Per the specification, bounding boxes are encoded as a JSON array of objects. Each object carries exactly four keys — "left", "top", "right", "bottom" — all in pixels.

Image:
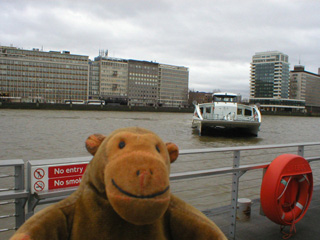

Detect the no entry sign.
[{"left": 30, "top": 163, "right": 88, "bottom": 193}]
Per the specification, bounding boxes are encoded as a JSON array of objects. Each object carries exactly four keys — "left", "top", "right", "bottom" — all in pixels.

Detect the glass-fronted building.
[
  {"left": 250, "top": 51, "right": 290, "bottom": 99},
  {"left": 249, "top": 51, "right": 300, "bottom": 112}
]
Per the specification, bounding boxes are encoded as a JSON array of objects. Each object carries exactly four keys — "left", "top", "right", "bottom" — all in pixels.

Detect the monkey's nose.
[{"left": 136, "top": 169, "right": 153, "bottom": 189}]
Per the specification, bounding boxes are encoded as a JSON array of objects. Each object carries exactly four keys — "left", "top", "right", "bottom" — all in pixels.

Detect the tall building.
[
  {"left": 290, "top": 65, "right": 320, "bottom": 112},
  {"left": 127, "top": 60, "right": 159, "bottom": 106},
  {"left": 250, "top": 51, "right": 290, "bottom": 99},
  {"left": 159, "top": 64, "right": 189, "bottom": 107},
  {"left": 249, "top": 51, "right": 305, "bottom": 112},
  {"left": 92, "top": 56, "right": 128, "bottom": 104},
  {"left": 0, "top": 46, "right": 89, "bottom": 103}
]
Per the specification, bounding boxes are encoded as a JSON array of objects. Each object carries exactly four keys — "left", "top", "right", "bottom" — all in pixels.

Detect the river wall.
[
  {"left": 1, "top": 102, "right": 320, "bottom": 116},
  {"left": 0, "top": 102, "right": 194, "bottom": 113}
]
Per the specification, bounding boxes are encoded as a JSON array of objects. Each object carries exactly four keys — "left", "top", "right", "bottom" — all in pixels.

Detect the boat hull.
[{"left": 192, "top": 118, "right": 261, "bottom": 136}]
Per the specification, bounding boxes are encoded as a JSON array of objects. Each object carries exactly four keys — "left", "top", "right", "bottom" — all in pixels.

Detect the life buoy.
[
  {"left": 278, "top": 175, "right": 310, "bottom": 223},
  {"left": 260, "top": 154, "right": 313, "bottom": 226}
]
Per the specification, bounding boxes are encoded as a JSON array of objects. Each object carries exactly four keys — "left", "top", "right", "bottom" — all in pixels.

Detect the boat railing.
[
  {"left": 236, "top": 115, "right": 257, "bottom": 122},
  {"left": 1, "top": 142, "right": 320, "bottom": 239}
]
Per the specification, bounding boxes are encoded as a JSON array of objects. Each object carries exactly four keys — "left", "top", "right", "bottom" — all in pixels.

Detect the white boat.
[{"left": 192, "top": 92, "right": 262, "bottom": 136}]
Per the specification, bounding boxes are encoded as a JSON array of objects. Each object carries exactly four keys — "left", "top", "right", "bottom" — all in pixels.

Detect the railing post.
[
  {"left": 14, "top": 163, "right": 25, "bottom": 228},
  {"left": 298, "top": 145, "right": 304, "bottom": 157},
  {"left": 26, "top": 161, "right": 35, "bottom": 219},
  {"left": 229, "top": 150, "right": 240, "bottom": 239}
]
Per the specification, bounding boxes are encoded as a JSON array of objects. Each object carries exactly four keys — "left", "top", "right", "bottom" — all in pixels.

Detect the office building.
[
  {"left": 290, "top": 65, "right": 320, "bottom": 112},
  {"left": 127, "top": 60, "right": 159, "bottom": 106},
  {"left": 250, "top": 51, "right": 290, "bottom": 99},
  {"left": 0, "top": 46, "right": 89, "bottom": 103},
  {"left": 0, "top": 45, "right": 189, "bottom": 107},
  {"left": 249, "top": 51, "right": 305, "bottom": 112},
  {"left": 92, "top": 56, "right": 128, "bottom": 104},
  {"left": 159, "top": 64, "right": 189, "bottom": 107}
]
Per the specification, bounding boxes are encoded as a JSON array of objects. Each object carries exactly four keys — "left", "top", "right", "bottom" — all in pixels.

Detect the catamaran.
[{"left": 192, "top": 92, "right": 262, "bottom": 136}]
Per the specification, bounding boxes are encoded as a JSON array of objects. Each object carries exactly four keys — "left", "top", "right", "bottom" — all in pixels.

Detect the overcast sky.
[{"left": 1, "top": 0, "right": 320, "bottom": 98}]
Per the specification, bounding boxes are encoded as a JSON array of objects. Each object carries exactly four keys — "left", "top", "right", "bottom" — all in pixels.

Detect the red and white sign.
[
  {"left": 31, "top": 163, "right": 88, "bottom": 193},
  {"left": 49, "top": 164, "right": 87, "bottom": 178},
  {"left": 34, "top": 168, "right": 45, "bottom": 179},
  {"left": 49, "top": 176, "right": 83, "bottom": 189}
]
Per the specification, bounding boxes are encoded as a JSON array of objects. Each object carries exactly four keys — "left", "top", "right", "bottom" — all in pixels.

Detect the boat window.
[
  {"left": 206, "top": 107, "right": 211, "bottom": 113},
  {"left": 214, "top": 96, "right": 237, "bottom": 102},
  {"left": 245, "top": 109, "right": 252, "bottom": 116},
  {"left": 200, "top": 107, "right": 204, "bottom": 114},
  {"left": 237, "top": 108, "right": 242, "bottom": 115}
]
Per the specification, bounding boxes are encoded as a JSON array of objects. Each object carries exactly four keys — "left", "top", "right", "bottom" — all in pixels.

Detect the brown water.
[{"left": 1, "top": 109, "right": 319, "bottom": 161}]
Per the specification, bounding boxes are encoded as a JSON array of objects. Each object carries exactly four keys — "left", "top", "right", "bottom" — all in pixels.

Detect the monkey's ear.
[
  {"left": 166, "top": 142, "right": 179, "bottom": 163},
  {"left": 85, "top": 134, "right": 106, "bottom": 155}
]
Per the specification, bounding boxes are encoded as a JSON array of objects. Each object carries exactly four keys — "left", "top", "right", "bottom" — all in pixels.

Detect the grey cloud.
[{"left": 1, "top": 0, "right": 320, "bottom": 98}]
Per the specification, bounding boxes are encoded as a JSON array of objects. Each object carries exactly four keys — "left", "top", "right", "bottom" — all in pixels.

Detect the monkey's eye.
[
  {"left": 156, "top": 145, "right": 160, "bottom": 153},
  {"left": 119, "top": 141, "right": 125, "bottom": 149}
]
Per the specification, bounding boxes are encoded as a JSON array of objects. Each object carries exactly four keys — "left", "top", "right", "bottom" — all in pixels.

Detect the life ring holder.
[{"left": 260, "top": 154, "right": 313, "bottom": 226}]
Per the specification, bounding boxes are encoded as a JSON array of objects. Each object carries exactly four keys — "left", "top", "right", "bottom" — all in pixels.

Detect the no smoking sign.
[{"left": 34, "top": 181, "right": 45, "bottom": 192}]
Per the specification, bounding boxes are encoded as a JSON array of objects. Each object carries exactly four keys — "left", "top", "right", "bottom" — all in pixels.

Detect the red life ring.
[{"left": 260, "top": 154, "right": 313, "bottom": 226}]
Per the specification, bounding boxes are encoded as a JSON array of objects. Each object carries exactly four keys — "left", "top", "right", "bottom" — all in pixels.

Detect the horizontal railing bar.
[
  {"left": 0, "top": 190, "right": 29, "bottom": 201},
  {"left": 170, "top": 162, "right": 270, "bottom": 181},
  {"left": 306, "top": 156, "right": 320, "bottom": 162},
  {"left": 35, "top": 196, "right": 72, "bottom": 205},
  {"left": 0, "top": 228, "right": 15, "bottom": 233},
  {"left": 0, "top": 159, "right": 24, "bottom": 167},
  {"left": 0, "top": 174, "right": 13, "bottom": 178},
  {"left": 0, "top": 214, "right": 16, "bottom": 219},
  {"left": 0, "top": 188, "right": 14, "bottom": 192},
  {"left": 179, "top": 142, "right": 320, "bottom": 155},
  {"left": 0, "top": 201, "right": 15, "bottom": 205},
  {"left": 35, "top": 187, "right": 78, "bottom": 200}
]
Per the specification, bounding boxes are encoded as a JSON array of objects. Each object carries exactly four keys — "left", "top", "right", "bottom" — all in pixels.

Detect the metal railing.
[
  {"left": 1, "top": 142, "right": 320, "bottom": 240},
  {"left": 0, "top": 159, "right": 28, "bottom": 235}
]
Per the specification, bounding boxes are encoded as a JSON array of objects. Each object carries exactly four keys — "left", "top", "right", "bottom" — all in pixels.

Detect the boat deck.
[{"left": 206, "top": 186, "right": 320, "bottom": 240}]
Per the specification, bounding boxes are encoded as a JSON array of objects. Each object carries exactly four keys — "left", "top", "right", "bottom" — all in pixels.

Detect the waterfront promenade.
[{"left": 208, "top": 186, "right": 320, "bottom": 240}]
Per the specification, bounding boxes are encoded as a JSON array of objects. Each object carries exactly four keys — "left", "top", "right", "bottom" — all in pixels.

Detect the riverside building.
[
  {"left": 0, "top": 46, "right": 89, "bottom": 103},
  {"left": 159, "top": 64, "right": 189, "bottom": 107},
  {"left": 91, "top": 55, "right": 128, "bottom": 104},
  {"left": 127, "top": 60, "right": 159, "bottom": 107},
  {"left": 250, "top": 51, "right": 290, "bottom": 99},
  {"left": 0, "top": 45, "right": 189, "bottom": 107},
  {"left": 249, "top": 51, "right": 305, "bottom": 112},
  {"left": 290, "top": 65, "right": 320, "bottom": 113}
]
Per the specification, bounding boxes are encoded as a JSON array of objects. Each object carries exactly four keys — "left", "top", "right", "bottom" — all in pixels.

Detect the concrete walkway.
[{"left": 206, "top": 186, "right": 320, "bottom": 240}]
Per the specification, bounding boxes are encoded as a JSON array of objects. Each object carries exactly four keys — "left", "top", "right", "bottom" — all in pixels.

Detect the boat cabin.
[
  {"left": 196, "top": 93, "right": 259, "bottom": 121},
  {"left": 213, "top": 93, "right": 238, "bottom": 103}
]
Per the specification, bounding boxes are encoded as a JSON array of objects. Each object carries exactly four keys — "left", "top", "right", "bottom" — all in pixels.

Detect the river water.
[
  {"left": 1, "top": 109, "right": 320, "bottom": 161},
  {"left": 1, "top": 109, "right": 320, "bottom": 237}
]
